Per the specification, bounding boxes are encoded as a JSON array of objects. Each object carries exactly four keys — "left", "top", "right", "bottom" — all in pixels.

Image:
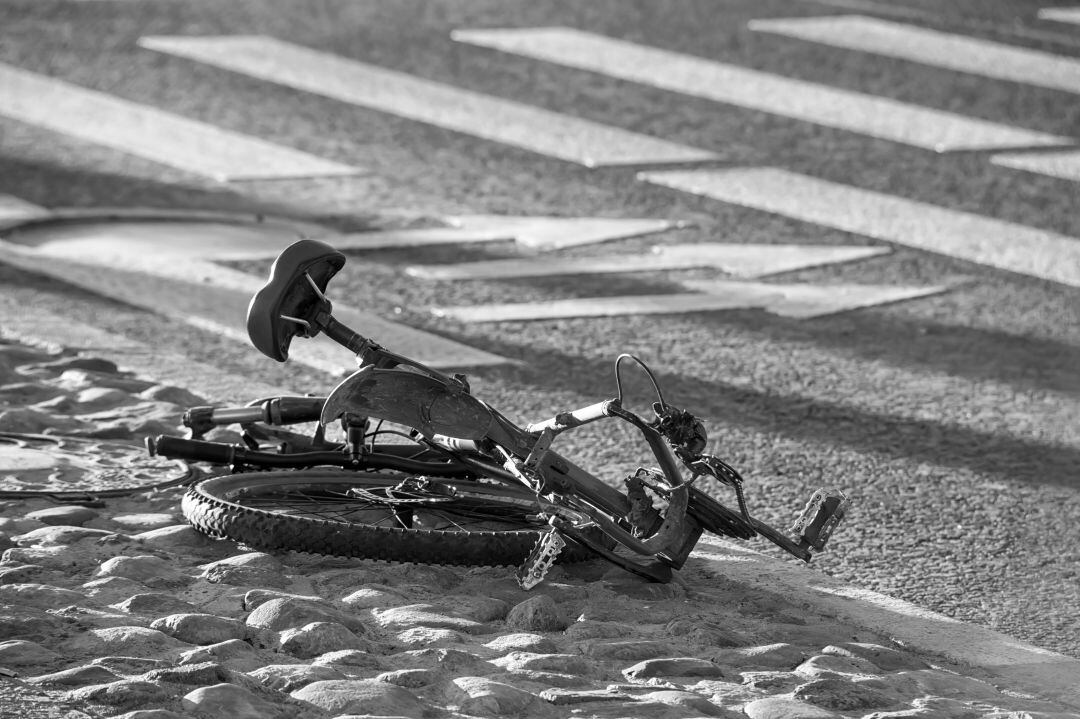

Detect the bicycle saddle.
[
  {"left": 247, "top": 239, "right": 346, "bottom": 362},
  {"left": 321, "top": 366, "right": 495, "bottom": 440}
]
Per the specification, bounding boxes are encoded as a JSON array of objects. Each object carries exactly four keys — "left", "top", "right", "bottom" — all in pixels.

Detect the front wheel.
[{"left": 182, "top": 470, "right": 596, "bottom": 567}]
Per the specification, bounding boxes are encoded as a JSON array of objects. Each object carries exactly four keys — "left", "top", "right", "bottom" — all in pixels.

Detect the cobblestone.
[
  {"left": 278, "top": 621, "right": 372, "bottom": 658},
  {"left": 2, "top": 339, "right": 1079, "bottom": 718},
  {"left": 150, "top": 613, "right": 248, "bottom": 645},
  {"left": 291, "top": 678, "right": 428, "bottom": 716},
  {"left": 505, "top": 593, "right": 565, "bottom": 631},
  {"left": 0, "top": 639, "right": 61, "bottom": 666},
  {"left": 624, "top": 656, "right": 727, "bottom": 680},
  {"left": 25, "top": 506, "right": 99, "bottom": 526},
  {"left": 25, "top": 664, "right": 121, "bottom": 687},
  {"left": 248, "top": 663, "right": 346, "bottom": 692}
]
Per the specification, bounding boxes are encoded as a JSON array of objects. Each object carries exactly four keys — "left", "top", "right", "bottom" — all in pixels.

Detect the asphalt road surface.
[{"left": 1, "top": 0, "right": 1078, "bottom": 658}]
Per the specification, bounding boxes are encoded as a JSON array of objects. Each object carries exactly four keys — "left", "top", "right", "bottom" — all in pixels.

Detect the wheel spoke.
[{"left": 232, "top": 482, "right": 538, "bottom": 532}]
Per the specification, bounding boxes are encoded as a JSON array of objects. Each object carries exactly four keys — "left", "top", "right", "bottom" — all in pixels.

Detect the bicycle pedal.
[
  {"left": 517, "top": 528, "right": 567, "bottom": 590},
  {"left": 791, "top": 488, "right": 849, "bottom": 555}
]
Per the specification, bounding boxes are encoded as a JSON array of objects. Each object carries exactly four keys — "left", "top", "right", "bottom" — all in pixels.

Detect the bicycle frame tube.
[
  {"left": 513, "top": 399, "right": 692, "bottom": 528},
  {"left": 330, "top": 322, "right": 695, "bottom": 552}
]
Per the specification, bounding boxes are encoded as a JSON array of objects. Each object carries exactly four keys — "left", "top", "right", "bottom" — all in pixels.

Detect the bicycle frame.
[
  {"left": 316, "top": 337, "right": 704, "bottom": 583},
  {"left": 175, "top": 238, "right": 848, "bottom": 587}
]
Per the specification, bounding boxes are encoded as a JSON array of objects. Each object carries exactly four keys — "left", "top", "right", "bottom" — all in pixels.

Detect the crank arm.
[
  {"left": 551, "top": 481, "right": 701, "bottom": 571},
  {"left": 557, "top": 522, "right": 673, "bottom": 583}
]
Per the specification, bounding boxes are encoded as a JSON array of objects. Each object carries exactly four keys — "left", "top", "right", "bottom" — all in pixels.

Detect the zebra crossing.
[
  {"left": 405, "top": 244, "right": 891, "bottom": 281},
  {"left": 991, "top": 148, "right": 1080, "bottom": 182},
  {"left": 451, "top": 26, "right": 1070, "bottom": 152},
  {"left": 0, "top": 64, "right": 359, "bottom": 182},
  {"left": 747, "top": 15, "right": 1080, "bottom": 94},
  {"left": 137, "top": 35, "right": 717, "bottom": 168},
  {"left": 433, "top": 281, "right": 945, "bottom": 323},
  {"left": 1, "top": 10, "right": 1078, "bottom": 356},
  {"left": 0, "top": 193, "right": 50, "bottom": 224},
  {"left": 332, "top": 216, "right": 683, "bottom": 251},
  {"left": 1039, "top": 7, "right": 1080, "bottom": 25},
  {"left": 640, "top": 168, "right": 1080, "bottom": 288},
  {"left": 0, "top": 207, "right": 513, "bottom": 371}
]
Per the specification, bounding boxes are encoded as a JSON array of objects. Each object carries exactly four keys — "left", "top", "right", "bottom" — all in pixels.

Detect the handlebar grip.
[
  {"left": 147, "top": 435, "right": 236, "bottom": 464},
  {"left": 526, "top": 400, "right": 615, "bottom": 433},
  {"left": 185, "top": 397, "right": 329, "bottom": 431},
  {"left": 207, "top": 407, "right": 266, "bottom": 425},
  {"left": 271, "top": 397, "right": 327, "bottom": 424}
]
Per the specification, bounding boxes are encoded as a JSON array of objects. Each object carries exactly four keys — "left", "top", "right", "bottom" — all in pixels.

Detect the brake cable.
[
  {"left": 614, "top": 353, "right": 668, "bottom": 410},
  {"left": 612, "top": 355, "right": 758, "bottom": 534}
]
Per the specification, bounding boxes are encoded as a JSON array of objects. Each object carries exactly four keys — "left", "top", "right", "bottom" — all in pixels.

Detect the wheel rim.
[{"left": 227, "top": 477, "right": 543, "bottom": 533}]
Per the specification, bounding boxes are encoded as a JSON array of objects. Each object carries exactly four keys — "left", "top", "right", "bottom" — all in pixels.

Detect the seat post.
[{"left": 321, "top": 315, "right": 371, "bottom": 357}]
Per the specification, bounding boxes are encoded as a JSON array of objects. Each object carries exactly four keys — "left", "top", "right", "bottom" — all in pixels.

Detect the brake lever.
[
  {"left": 652, "top": 402, "right": 708, "bottom": 457},
  {"left": 684, "top": 454, "right": 739, "bottom": 487}
]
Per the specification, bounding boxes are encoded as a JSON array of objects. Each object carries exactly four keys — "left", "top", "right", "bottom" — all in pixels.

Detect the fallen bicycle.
[{"left": 148, "top": 239, "right": 848, "bottom": 589}]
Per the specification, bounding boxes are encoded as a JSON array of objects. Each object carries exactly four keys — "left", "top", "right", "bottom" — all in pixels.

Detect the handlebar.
[
  {"left": 147, "top": 434, "right": 473, "bottom": 476},
  {"left": 184, "top": 396, "right": 326, "bottom": 436},
  {"left": 525, "top": 400, "right": 617, "bottom": 434}
]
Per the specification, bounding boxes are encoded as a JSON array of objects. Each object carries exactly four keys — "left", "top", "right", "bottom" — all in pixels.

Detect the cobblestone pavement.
[{"left": 2, "top": 338, "right": 1079, "bottom": 719}]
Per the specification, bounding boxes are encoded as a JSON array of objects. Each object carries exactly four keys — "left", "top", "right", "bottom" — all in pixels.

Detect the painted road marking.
[
  {"left": 800, "top": 2, "right": 1080, "bottom": 49},
  {"left": 406, "top": 244, "right": 889, "bottom": 280},
  {"left": 641, "top": 167, "right": 1080, "bottom": 288},
  {"left": 451, "top": 27, "right": 1071, "bottom": 152},
  {"left": 1039, "top": 7, "right": 1080, "bottom": 25},
  {"left": 799, "top": 0, "right": 928, "bottom": 19},
  {"left": 750, "top": 15, "right": 1080, "bottom": 95},
  {"left": 139, "top": 35, "right": 718, "bottom": 167},
  {"left": 0, "top": 64, "right": 358, "bottom": 182},
  {"left": 0, "top": 224, "right": 512, "bottom": 369},
  {"left": 0, "top": 194, "right": 49, "bottom": 224},
  {"left": 992, "top": 149, "right": 1080, "bottom": 182},
  {"left": 433, "top": 281, "right": 944, "bottom": 322},
  {"left": 0, "top": 296, "right": 287, "bottom": 402},
  {"left": 321, "top": 216, "right": 682, "bottom": 253}
]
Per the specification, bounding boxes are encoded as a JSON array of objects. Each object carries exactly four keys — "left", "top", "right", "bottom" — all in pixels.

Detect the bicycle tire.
[{"left": 182, "top": 469, "right": 596, "bottom": 567}]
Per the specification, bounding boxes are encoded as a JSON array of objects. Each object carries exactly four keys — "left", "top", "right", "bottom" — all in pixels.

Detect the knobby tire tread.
[{"left": 182, "top": 470, "right": 588, "bottom": 567}]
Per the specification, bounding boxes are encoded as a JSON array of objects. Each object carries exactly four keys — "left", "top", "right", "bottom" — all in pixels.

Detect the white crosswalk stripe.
[
  {"left": 433, "top": 281, "right": 945, "bottom": 322},
  {"left": 4, "top": 23, "right": 1053, "bottom": 331},
  {"left": 138, "top": 35, "right": 718, "bottom": 167},
  {"left": 749, "top": 15, "right": 1080, "bottom": 95},
  {"left": 992, "top": 149, "right": 1080, "bottom": 182},
  {"left": 0, "top": 63, "right": 359, "bottom": 182},
  {"left": 330, "top": 216, "right": 682, "bottom": 252},
  {"left": 640, "top": 167, "right": 1080, "bottom": 288},
  {"left": 0, "top": 297, "right": 287, "bottom": 402},
  {"left": 1038, "top": 7, "right": 1080, "bottom": 25},
  {"left": 0, "top": 215, "right": 513, "bottom": 369},
  {"left": 452, "top": 26, "right": 1071, "bottom": 152},
  {"left": 0, "top": 193, "right": 50, "bottom": 224},
  {"left": 406, "top": 244, "right": 889, "bottom": 281},
  {"left": 799, "top": 0, "right": 928, "bottom": 19}
]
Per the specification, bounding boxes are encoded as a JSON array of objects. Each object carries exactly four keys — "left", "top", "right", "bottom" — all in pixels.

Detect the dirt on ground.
[{"left": 2, "top": 336, "right": 1078, "bottom": 718}]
